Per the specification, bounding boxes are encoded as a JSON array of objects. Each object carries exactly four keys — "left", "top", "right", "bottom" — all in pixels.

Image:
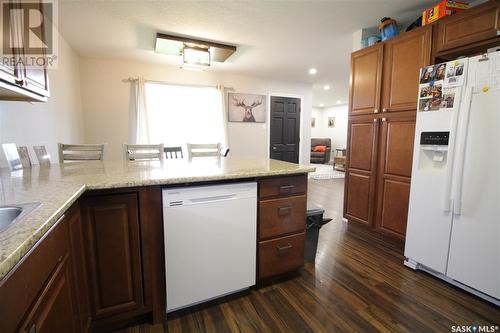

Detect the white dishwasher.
[{"left": 162, "top": 182, "right": 257, "bottom": 312}]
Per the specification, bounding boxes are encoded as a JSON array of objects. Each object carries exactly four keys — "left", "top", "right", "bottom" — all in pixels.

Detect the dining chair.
[
  {"left": 58, "top": 143, "right": 105, "bottom": 163},
  {"left": 164, "top": 146, "right": 183, "bottom": 159},
  {"left": 186, "top": 143, "right": 222, "bottom": 158},
  {"left": 17, "top": 146, "right": 32, "bottom": 168},
  {"left": 2, "top": 143, "right": 22, "bottom": 171},
  {"left": 33, "top": 145, "right": 51, "bottom": 166},
  {"left": 124, "top": 144, "right": 164, "bottom": 161}
]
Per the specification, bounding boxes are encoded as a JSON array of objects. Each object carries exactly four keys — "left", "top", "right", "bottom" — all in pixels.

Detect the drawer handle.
[
  {"left": 276, "top": 243, "right": 292, "bottom": 253},
  {"left": 278, "top": 205, "right": 293, "bottom": 216},
  {"left": 279, "top": 185, "right": 294, "bottom": 193}
]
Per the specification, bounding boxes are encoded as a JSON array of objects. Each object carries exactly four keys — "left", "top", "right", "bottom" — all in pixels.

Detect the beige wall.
[
  {"left": 0, "top": 35, "right": 84, "bottom": 167},
  {"left": 78, "top": 57, "right": 313, "bottom": 163},
  {"left": 311, "top": 105, "right": 348, "bottom": 150}
]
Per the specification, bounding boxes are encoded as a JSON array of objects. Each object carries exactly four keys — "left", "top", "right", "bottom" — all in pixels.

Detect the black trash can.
[{"left": 305, "top": 204, "right": 332, "bottom": 262}]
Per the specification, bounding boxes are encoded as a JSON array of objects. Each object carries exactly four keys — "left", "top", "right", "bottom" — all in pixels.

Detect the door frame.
[{"left": 267, "top": 93, "right": 304, "bottom": 164}]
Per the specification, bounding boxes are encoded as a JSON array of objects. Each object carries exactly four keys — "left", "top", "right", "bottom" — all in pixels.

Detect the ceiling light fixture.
[
  {"left": 337, "top": 100, "right": 342, "bottom": 104},
  {"left": 182, "top": 47, "right": 211, "bottom": 71},
  {"left": 319, "top": 103, "right": 324, "bottom": 107},
  {"left": 323, "top": 85, "right": 330, "bottom": 90},
  {"left": 155, "top": 33, "right": 236, "bottom": 71},
  {"left": 309, "top": 68, "right": 317, "bottom": 75}
]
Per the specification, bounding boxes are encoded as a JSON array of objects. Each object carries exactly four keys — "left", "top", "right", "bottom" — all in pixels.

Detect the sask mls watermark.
[
  {"left": 1, "top": 0, "right": 58, "bottom": 69},
  {"left": 451, "top": 325, "right": 499, "bottom": 333}
]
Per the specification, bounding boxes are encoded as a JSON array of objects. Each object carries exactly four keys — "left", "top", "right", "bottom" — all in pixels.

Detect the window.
[{"left": 143, "top": 83, "right": 225, "bottom": 149}]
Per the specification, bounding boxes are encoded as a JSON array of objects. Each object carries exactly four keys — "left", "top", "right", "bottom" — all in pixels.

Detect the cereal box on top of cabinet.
[{"left": 422, "top": 0, "right": 469, "bottom": 26}]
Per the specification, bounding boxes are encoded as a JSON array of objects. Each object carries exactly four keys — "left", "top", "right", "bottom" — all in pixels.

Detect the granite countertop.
[{"left": 0, "top": 157, "right": 314, "bottom": 280}]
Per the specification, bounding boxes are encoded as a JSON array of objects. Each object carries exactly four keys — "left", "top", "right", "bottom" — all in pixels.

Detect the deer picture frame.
[{"left": 228, "top": 92, "right": 266, "bottom": 123}]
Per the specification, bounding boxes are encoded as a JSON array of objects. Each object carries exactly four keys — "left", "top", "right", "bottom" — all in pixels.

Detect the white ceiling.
[{"left": 58, "top": 0, "right": 435, "bottom": 107}]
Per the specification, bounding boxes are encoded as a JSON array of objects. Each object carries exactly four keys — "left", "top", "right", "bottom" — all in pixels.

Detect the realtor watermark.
[{"left": 1, "top": 0, "right": 58, "bottom": 68}]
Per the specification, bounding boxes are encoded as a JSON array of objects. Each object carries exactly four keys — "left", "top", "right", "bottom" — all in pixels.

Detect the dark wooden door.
[
  {"left": 375, "top": 114, "right": 416, "bottom": 238},
  {"left": 381, "top": 26, "right": 432, "bottom": 113},
  {"left": 349, "top": 43, "right": 383, "bottom": 116},
  {"left": 18, "top": 255, "right": 79, "bottom": 333},
  {"left": 435, "top": 0, "right": 500, "bottom": 54},
  {"left": 81, "top": 193, "right": 145, "bottom": 320},
  {"left": 270, "top": 96, "right": 301, "bottom": 163},
  {"left": 344, "top": 115, "right": 380, "bottom": 225}
]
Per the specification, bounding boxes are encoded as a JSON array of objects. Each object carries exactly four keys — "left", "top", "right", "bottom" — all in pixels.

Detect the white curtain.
[
  {"left": 217, "top": 85, "right": 229, "bottom": 149},
  {"left": 134, "top": 77, "right": 150, "bottom": 144},
  {"left": 142, "top": 82, "right": 228, "bottom": 151}
]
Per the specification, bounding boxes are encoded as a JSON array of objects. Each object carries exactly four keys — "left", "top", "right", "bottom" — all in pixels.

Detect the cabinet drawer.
[
  {"left": 259, "top": 195, "right": 306, "bottom": 240},
  {"left": 258, "top": 233, "right": 305, "bottom": 279},
  {"left": 259, "top": 175, "right": 306, "bottom": 199}
]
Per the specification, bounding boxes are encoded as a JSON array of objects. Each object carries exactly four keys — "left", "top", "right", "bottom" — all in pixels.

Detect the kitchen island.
[{"left": 0, "top": 157, "right": 313, "bottom": 332}]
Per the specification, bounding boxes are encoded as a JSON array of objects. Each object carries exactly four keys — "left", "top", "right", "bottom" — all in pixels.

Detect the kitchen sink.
[{"left": 0, "top": 202, "right": 41, "bottom": 232}]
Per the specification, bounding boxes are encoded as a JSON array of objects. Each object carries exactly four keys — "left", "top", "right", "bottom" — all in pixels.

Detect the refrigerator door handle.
[
  {"left": 443, "top": 85, "right": 464, "bottom": 213},
  {"left": 452, "top": 86, "right": 474, "bottom": 215}
]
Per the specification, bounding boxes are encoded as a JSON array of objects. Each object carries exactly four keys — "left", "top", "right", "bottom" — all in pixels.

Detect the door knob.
[
  {"left": 382, "top": 108, "right": 388, "bottom": 113},
  {"left": 273, "top": 146, "right": 277, "bottom": 150},
  {"left": 374, "top": 109, "right": 379, "bottom": 113}
]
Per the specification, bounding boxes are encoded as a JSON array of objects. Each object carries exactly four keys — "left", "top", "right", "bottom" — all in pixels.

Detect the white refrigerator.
[{"left": 404, "top": 51, "right": 500, "bottom": 305}]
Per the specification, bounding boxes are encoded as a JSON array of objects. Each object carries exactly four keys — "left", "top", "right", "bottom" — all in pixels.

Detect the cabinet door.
[
  {"left": 17, "top": 0, "right": 50, "bottom": 97},
  {"left": 22, "top": 58, "right": 50, "bottom": 97},
  {"left": 0, "top": 1, "right": 22, "bottom": 85},
  {"left": 375, "top": 115, "right": 416, "bottom": 238},
  {"left": 349, "top": 44, "right": 383, "bottom": 115},
  {"left": 344, "top": 116, "right": 379, "bottom": 225},
  {"left": 435, "top": 0, "right": 500, "bottom": 53},
  {"left": 18, "top": 255, "right": 78, "bottom": 333},
  {"left": 82, "top": 193, "right": 145, "bottom": 320},
  {"left": 381, "top": 26, "right": 432, "bottom": 113},
  {"left": 67, "top": 203, "right": 91, "bottom": 332}
]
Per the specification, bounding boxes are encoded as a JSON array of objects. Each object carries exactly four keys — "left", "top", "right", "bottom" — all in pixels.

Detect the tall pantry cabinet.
[{"left": 344, "top": 26, "right": 432, "bottom": 239}]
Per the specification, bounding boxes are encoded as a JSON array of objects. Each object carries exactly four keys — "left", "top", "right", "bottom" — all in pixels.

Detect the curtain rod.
[{"left": 123, "top": 77, "right": 234, "bottom": 91}]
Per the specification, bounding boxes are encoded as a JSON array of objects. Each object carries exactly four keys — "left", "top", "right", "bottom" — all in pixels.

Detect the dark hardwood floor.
[{"left": 116, "top": 178, "right": 500, "bottom": 333}]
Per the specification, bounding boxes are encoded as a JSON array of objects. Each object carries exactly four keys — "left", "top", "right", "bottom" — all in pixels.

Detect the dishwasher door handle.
[{"left": 189, "top": 193, "right": 238, "bottom": 204}]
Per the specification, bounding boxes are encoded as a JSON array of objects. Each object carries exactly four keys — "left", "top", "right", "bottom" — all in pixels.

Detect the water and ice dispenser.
[{"left": 418, "top": 131, "right": 450, "bottom": 170}]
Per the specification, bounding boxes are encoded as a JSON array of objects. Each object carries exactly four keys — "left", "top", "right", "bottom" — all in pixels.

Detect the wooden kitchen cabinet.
[
  {"left": 80, "top": 187, "right": 165, "bottom": 331},
  {"left": 81, "top": 193, "right": 145, "bottom": 320},
  {"left": 0, "top": 203, "right": 82, "bottom": 333},
  {"left": 345, "top": 25, "right": 431, "bottom": 238},
  {"left": 344, "top": 116, "right": 379, "bottom": 225},
  {"left": 0, "top": 188, "right": 165, "bottom": 333},
  {"left": 344, "top": 112, "right": 416, "bottom": 235},
  {"left": 349, "top": 43, "right": 383, "bottom": 115},
  {"left": 257, "top": 175, "right": 307, "bottom": 281},
  {"left": 0, "top": 0, "right": 49, "bottom": 101},
  {"left": 381, "top": 26, "right": 432, "bottom": 113},
  {"left": 374, "top": 115, "right": 416, "bottom": 238},
  {"left": 18, "top": 254, "right": 79, "bottom": 333},
  {"left": 434, "top": 0, "right": 500, "bottom": 55}
]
